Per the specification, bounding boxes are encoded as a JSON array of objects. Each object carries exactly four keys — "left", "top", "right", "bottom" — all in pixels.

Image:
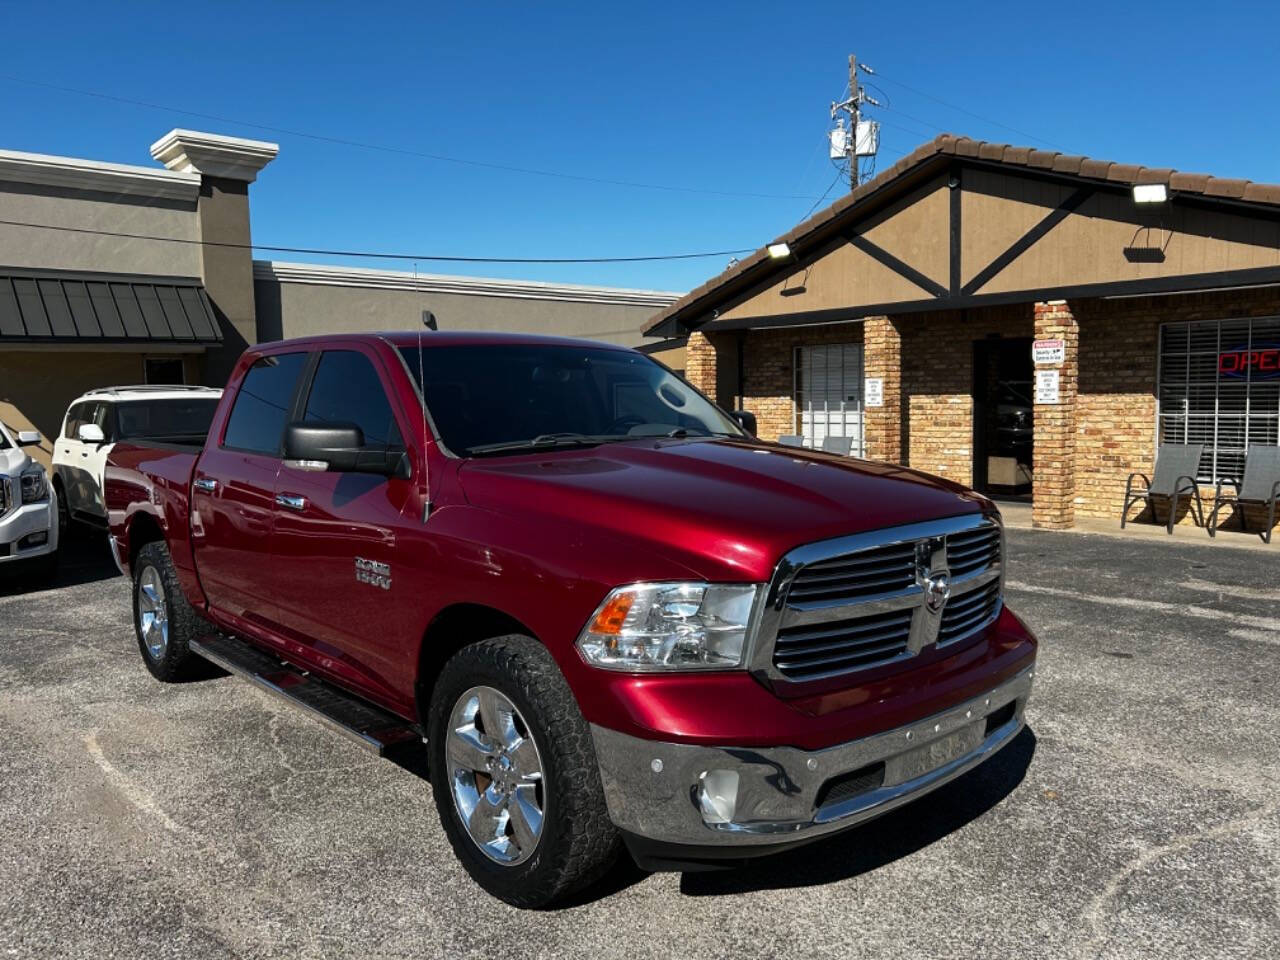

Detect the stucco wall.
[
  {"left": 254, "top": 278, "right": 664, "bottom": 347},
  {"left": 0, "top": 183, "right": 201, "bottom": 279}
]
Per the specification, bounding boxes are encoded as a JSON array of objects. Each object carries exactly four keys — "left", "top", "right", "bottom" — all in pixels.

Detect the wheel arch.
[
  {"left": 414, "top": 602, "right": 539, "bottom": 727},
  {"left": 126, "top": 511, "right": 166, "bottom": 571}
]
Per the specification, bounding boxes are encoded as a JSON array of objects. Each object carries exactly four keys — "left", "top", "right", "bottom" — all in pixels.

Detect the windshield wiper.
[{"left": 467, "top": 433, "right": 624, "bottom": 455}]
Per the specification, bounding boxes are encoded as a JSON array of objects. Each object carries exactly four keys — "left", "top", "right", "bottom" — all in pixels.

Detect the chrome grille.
[
  {"left": 945, "top": 525, "right": 1001, "bottom": 579},
  {"left": 773, "top": 607, "right": 913, "bottom": 680},
  {"left": 755, "top": 515, "right": 1005, "bottom": 685},
  {"left": 938, "top": 580, "right": 1001, "bottom": 646},
  {"left": 784, "top": 542, "right": 916, "bottom": 606},
  {"left": 0, "top": 476, "right": 10, "bottom": 519}
]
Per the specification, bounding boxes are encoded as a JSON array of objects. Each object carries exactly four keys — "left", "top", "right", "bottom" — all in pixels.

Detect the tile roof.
[{"left": 645, "top": 133, "right": 1280, "bottom": 335}]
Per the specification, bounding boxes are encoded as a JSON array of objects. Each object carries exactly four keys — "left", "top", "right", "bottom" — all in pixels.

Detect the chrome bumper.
[{"left": 590, "top": 665, "right": 1033, "bottom": 849}]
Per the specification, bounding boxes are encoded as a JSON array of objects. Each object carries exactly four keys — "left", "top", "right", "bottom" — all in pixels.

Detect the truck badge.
[{"left": 355, "top": 557, "right": 391, "bottom": 590}]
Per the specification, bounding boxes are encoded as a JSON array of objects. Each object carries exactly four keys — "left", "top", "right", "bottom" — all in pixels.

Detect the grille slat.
[
  {"left": 785, "top": 540, "right": 919, "bottom": 605},
  {"left": 775, "top": 612, "right": 915, "bottom": 647},
  {"left": 938, "top": 582, "right": 1001, "bottom": 644},
  {"left": 775, "top": 638, "right": 910, "bottom": 671}
]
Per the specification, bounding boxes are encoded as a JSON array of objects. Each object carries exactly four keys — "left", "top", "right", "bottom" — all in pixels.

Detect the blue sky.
[{"left": 2, "top": 1, "right": 1278, "bottom": 292}]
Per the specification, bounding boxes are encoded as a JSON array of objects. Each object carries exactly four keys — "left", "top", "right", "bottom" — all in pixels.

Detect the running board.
[{"left": 189, "top": 634, "right": 420, "bottom": 756}]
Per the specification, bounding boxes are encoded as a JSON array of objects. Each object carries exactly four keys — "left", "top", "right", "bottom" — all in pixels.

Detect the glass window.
[
  {"left": 144, "top": 357, "right": 185, "bottom": 385},
  {"left": 303, "top": 351, "right": 403, "bottom": 449},
  {"left": 1158, "top": 317, "right": 1280, "bottom": 482},
  {"left": 222, "top": 353, "right": 307, "bottom": 455},
  {"left": 397, "top": 343, "right": 740, "bottom": 455},
  {"left": 64, "top": 402, "right": 87, "bottom": 440},
  {"left": 114, "top": 398, "right": 220, "bottom": 442}
]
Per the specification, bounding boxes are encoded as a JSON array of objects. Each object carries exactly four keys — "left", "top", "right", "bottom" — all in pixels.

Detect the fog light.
[
  {"left": 19, "top": 531, "right": 48, "bottom": 549},
  {"left": 696, "top": 769, "right": 739, "bottom": 825}
]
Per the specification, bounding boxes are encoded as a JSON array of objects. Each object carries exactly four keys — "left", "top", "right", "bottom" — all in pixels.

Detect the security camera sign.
[{"left": 1032, "top": 339, "right": 1065, "bottom": 365}]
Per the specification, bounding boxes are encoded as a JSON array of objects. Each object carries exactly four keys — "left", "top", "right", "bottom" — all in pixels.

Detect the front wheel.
[{"left": 427, "top": 635, "right": 620, "bottom": 907}]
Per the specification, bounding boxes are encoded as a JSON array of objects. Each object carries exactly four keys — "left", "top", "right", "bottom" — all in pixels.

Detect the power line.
[
  {"left": 0, "top": 217, "right": 756, "bottom": 264},
  {"left": 869, "top": 69, "right": 1067, "bottom": 150},
  {"left": 0, "top": 73, "right": 818, "bottom": 203}
]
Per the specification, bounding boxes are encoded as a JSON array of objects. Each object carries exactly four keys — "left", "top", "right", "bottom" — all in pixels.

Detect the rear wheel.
[
  {"left": 427, "top": 635, "right": 620, "bottom": 907},
  {"left": 133, "top": 541, "right": 205, "bottom": 682}
]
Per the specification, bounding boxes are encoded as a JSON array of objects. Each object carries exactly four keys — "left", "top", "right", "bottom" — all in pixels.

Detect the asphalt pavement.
[{"left": 0, "top": 527, "right": 1276, "bottom": 959}]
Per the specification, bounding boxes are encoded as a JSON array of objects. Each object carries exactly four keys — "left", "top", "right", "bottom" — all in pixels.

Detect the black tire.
[
  {"left": 132, "top": 540, "right": 205, "bottom": 682},
  {"left": 427, "top": 635, "right": 620, "bottom": 907},
  {"left": 54, "top": 479, "right": 70, "bottom": 542}
]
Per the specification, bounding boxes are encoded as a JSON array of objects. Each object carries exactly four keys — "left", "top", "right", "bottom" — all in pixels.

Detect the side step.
[{"left": 190, "top": 634, "right": 421, "bottom": 756}]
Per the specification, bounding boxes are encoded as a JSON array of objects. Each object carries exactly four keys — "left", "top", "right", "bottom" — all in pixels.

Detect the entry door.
[
  {"left": 269, "top": 347, "right": 415, "bottom": 704},
  {"left": 795, "top": 343, "right": 864, "bottom": 453}
]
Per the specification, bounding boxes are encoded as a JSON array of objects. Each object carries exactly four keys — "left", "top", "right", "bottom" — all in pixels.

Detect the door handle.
[
  {"left": 275, "top": 493, "right": 307, "bottom": 511},
  {"left": 193, "top": 477, "right": 218, "bottom": 493}
]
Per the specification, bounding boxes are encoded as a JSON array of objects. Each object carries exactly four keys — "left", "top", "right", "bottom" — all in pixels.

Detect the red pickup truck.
[{"left": 105, "top": 331, "right": 1037, "bottom": 906}]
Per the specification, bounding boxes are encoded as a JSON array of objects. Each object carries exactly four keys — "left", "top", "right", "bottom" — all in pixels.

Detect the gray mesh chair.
[
  {"left": 1207, "top": 445, "right": 1280, "bottom": 543},
  {"left": 821, "top": 436, "right": 854, "bottom": 456},
  {"left": 778, "top": 435, "right": 804, "bottom": 447},
  {"left": 1122, "top": 444, "right": 1205, "bottom": 534}
]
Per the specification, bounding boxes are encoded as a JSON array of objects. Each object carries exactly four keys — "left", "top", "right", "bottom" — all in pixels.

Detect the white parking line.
[
  {"left": 1177, "top": 580, "right": 1280, "bottom": 602},
  {"left": 1005, "top": 581, "right": 1280, "bottom": 643}
]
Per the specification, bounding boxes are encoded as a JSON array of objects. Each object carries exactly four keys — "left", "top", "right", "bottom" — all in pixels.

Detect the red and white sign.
[{"left": 1032, "top": 339, "right": 1065, "bottom": 365}]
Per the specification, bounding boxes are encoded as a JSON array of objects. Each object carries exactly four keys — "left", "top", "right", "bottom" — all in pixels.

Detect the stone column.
[
  {"left": 150, "top": 130, "right": 279, "bottom": 382},
  {"left": 1032, "top": 300, "right": 1079, "bottom": 529},
  {"left": 863, "top": 315, "right": 903, "bottom": 463}
]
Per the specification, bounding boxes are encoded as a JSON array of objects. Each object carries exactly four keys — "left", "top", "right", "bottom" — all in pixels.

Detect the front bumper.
[
  {"left": 0, "top": 495, "right": 58, "bottom": 564},
  {"left": 591, "top": 664, "right": 1033, "bottom": 854}
]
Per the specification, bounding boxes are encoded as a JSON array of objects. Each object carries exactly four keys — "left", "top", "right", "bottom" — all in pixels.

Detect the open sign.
[{"left": 1219, "top": 345, "right": 1280, "bottom": 379}]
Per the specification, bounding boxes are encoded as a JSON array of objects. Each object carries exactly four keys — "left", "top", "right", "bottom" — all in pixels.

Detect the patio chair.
[
  {"left": 1121, "top": 443, "right": 1205, "bottom": 534},
  {"left": 821, "top": 436, "right": 853, "bottom": 456},
  {"left": 778, "top": 435, "right": 804, "bottom": 447},
  {"left": 1207, "top": 445, "right": 1280, "bottom": 544}
]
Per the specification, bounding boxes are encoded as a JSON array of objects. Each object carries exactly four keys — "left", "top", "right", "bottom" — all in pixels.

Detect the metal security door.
[{"left": 795, "top": 343, "right": 864, "bottom": 454}]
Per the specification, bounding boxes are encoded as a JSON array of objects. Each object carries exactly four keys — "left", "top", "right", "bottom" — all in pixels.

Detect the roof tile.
[
  {"left": 1203, "top": 177, "right": 1250, "bottom": 199},
  {"left": 1169, "top": 172, "right": 1211, "bottom": 192},
  {"left": 1106, "top": 163, "right": 1142, "bottom": 183},
  {"left": 1051, "top": 154, "right": 1086, "bottom": 174},
  {"left": 1027, "top": 150, "right": 1060, "bottom": 169}
]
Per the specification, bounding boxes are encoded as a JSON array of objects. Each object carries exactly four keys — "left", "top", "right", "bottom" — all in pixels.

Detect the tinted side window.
[
  {"left": 64, "top": 403, "right": 85, "bottom": 439},
  {"left": 303, "top": 351, "right": 403, "bottom": 449},
  {"left": 223, "top": 353, "right": 307, "bottom": 455}
]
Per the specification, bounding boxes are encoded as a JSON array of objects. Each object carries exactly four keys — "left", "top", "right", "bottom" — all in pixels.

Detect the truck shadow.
[
  {"left": 677, "top": 726, "right": 1037, "bottom": 897},
  {"left": 0, "top": 529, "right": 122, "bottom": 596}
]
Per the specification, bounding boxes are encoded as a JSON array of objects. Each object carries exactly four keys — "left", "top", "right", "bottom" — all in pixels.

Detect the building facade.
[
  {"left": 0, "top": 130, "right": 681, "bottom": 468},
  {"left": 649, "top": 135, "right": 1280, "bottom": 536}
]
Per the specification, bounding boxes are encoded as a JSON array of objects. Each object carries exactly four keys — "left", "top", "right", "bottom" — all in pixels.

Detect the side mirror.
[
  {"left": 77, "top": 424, "right": 105, "bottom": 444},
  {"left": 283, "top": 421, "right": 407, "bottom": 477},
  {"left": 732, "top": 409, "right": 757, "bottom": 437},
  {"left": 16, "top": 430, "right": 41, "bottom": 446}
]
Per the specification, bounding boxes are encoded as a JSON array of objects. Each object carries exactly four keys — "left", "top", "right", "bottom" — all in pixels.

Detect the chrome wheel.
[
  {"left": 137, "top": 566, "right": 169, "bottom": 661},
  {"left": 447, "top": 685, "right": 545, "bottom": 865}
]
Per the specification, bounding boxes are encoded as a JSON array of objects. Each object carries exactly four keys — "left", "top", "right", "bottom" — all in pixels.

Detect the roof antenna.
[{"left": 414, "top": 261, "right": 432, "bottom": 522}]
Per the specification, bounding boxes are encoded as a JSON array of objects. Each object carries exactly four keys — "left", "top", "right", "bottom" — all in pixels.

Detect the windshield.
[
  {"left": 0, "top": 425, "right": 11, "bottom": 450},
  {"left": 398, "top": 344, "right": 743, "bottom": 455},
  {"left": 114, "top": 398, "right": 221, "bottom": 442}
]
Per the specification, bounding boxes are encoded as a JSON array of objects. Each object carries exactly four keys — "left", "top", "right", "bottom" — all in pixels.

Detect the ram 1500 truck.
[{"left": 105, "top": 331, "right": 1037, "bottom": 907}]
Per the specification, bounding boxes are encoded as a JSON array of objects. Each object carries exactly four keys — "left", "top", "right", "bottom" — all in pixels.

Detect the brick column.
[
  {"left": 863, "top": 315, "right": 903, "bottom": 463},
  {"left": 1032, "top": 300, "right": 1078, "bottom": 529},
  {"left": 685, "top": 330, "right": 719, "bottom": 399}
]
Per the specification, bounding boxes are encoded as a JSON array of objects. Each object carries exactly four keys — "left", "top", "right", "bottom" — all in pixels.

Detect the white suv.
[
  {"left": 0, "top": 421, "right": 59, "bottom": 579},
  {"left": 53, "top": 385, "right": 222, "bottom": 533}
]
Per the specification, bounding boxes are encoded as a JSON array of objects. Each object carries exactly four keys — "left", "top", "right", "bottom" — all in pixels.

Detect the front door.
[
  {"left": 192, "top": 351, "right": 308, "bottom": 629},
  {"left": 972, "top": 338, "right": 1034, "bottom": 496},
  {"left": 269, "top": 346, "right": 416, "bottom": 704}
]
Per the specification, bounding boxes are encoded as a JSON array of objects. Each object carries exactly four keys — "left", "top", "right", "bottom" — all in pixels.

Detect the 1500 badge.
[{"left": 355, "top": 557, "right": 391, "bottom": 590}]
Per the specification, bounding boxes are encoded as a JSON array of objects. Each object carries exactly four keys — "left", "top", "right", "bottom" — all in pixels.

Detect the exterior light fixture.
[
  {"left": 767, "top": 242, "right": 792, "bottom": 259},
  {"left": 1132, "top": 183, "right": 1168, "bottom": 204}
]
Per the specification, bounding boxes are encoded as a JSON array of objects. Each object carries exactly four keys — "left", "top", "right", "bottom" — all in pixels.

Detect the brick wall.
[
  {"left": 864, "top": 316, "right": 903, "bottom": 462},
  {"left": 899, "top": 304, "right": 1033, "bottom": 485}
]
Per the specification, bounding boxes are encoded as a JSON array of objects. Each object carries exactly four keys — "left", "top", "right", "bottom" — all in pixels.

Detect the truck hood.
[
  {"left": 0, "top": 446, "right": 34, "bottom": 476},
  {"left": 458, "top": 438, "right": 989, "bottom": 582}
]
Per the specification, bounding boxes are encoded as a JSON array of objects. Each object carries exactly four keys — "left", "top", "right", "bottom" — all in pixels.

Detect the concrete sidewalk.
[{"left": 996, "top": 499, "right": 1277, "bottom": 553}]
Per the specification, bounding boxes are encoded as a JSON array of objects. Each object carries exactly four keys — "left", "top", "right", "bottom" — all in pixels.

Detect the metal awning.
[{"left": 0, "top": 267, "right": 222, "bottom": 344}]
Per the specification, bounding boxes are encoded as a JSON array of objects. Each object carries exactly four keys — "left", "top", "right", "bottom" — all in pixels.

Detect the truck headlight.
[
  {"left": 20, "top": 467, "right": 48, "bottom": 504},
  {"left": 576, "top": 582, "right": 759, "bottom": 671}
]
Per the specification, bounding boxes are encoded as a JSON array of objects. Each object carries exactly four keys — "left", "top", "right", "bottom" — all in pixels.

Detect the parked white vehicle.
[
  {"left": 0, "top": 421, "right": 58, "bottom": 578},
  {"left": 53, "top": 385, "right": 222, "bottom": 533}
]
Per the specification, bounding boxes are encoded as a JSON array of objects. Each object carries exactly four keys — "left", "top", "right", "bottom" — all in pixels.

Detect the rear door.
[
  {"left": 269, "top": 346, "right": 416, "bottom": 702},
  {"left": 192, "top": 351, "right": 308, "bottom": 629},
  {"left": 81, "top": 402, "right": 115, "bottom": 521},
  {"left": 55, "top": 403, "right": 87, "bottom": 511}
]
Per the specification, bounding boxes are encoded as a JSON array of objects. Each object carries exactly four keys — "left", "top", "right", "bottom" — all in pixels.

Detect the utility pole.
[
  {"left": 847, "top": 54, "right": 860, "bottom": 190},
  {"left": 830, "top": 53, "right": 880, "bottom": 189}
]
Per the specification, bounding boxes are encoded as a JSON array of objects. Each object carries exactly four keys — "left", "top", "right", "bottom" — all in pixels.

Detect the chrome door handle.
[
  {"left": 193, "top": 477, "right": 218, "bottom": 493},
  {"left": 275, "top": 493, "right": 307, "bottom": 511}
]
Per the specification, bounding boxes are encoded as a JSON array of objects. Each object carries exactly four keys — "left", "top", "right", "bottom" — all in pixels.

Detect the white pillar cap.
[{"left": 150, "top": 129, "right": 279, "bottom": 183}]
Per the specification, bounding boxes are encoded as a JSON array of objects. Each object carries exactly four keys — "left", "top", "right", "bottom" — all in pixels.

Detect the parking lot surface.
[{"left": 1, "top": 528, "right": 1276, "bottom": 959}]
